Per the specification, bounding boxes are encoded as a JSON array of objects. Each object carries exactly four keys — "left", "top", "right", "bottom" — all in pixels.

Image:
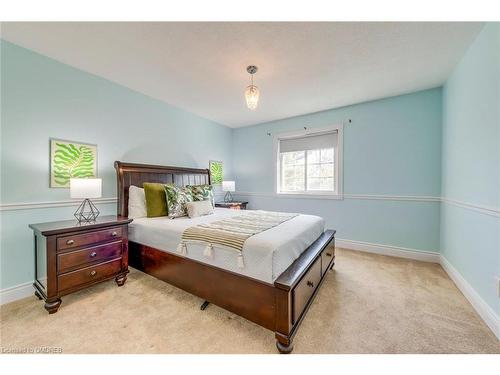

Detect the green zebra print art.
[{"left": 50, "top": 139, "right": 97, "bottom": 188}]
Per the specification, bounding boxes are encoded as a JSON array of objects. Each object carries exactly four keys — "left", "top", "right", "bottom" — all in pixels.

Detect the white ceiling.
[{"left": 1, "top": 22, "right": 483, "bottom": 128}]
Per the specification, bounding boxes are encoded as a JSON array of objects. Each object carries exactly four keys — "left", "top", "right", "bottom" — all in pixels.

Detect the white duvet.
[{"left": 128, "top": 208, "right": 325, "bottom": 284}]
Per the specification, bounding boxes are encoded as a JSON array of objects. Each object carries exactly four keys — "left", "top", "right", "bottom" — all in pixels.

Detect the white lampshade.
[
  {"left": 70, "top": 178, "right": 102, "bottom": 199},
  {"left": 222, "top": 180, "right": 235, "bottom": 192}
]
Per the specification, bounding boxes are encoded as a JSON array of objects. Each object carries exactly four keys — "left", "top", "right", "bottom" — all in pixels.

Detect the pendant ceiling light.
[{"left": 245, "top": 65, "right": 259, "bottom": 110}]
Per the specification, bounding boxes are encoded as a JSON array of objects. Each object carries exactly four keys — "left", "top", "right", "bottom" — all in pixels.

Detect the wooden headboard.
[{"left": 114, "top": 161, "right": 211, "bottom": 217}]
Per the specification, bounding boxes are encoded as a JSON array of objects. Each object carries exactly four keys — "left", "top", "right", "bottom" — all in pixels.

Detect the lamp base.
[
  {"left": 224, "top": 191, "right": 234, "bottom": 203},
  {"left": 74, "top": 198, "right": 100, "bottom": 223}
]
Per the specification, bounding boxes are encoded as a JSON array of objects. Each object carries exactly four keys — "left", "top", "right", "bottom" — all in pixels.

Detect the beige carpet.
[{"left": 1, "top": 248, "right": 499, "bottom": 354}]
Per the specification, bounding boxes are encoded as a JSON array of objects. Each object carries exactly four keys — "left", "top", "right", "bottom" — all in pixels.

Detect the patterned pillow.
[
  {"left": 187, "top": 184, "right": 214, "bottom": 207},
  {"left": 164, "top": 184, "right": 194, "bottom": 219}
]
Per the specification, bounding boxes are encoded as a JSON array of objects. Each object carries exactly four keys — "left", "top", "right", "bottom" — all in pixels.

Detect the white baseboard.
[
  {"left": 440, "top": 256, "right": 500, "bottom": 340},
  {"left": 336, "top": 238, "right": 440, "bottom": 263},
  {"left": 0, "top": 281, "right": 33, "bottom": 305}
]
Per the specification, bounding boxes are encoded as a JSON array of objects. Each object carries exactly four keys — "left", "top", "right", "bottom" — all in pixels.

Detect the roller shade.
[{"left": 279, "top": 131, "right": 337, "bottom": 153}]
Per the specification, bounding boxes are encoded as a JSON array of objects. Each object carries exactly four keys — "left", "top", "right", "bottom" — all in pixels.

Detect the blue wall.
[
  {"left": 441, "top": 23, "right": 500, "bottom": 315},
  {"left": 0, "top": 41, "right": 233, "bottom": 289},
  {"left": 232, "top": 89, "right": 442, "bottom": 252}
]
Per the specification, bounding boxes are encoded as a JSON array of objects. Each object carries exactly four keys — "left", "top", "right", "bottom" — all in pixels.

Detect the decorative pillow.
[
  {"left": 186, "top": 200, "right": 214, "bottom": 218},
  {"left": 164, "top": 184, "right": 194, "bottom": 219},
  {"left": 128, "top": 185, "right": 147, "bottom": 219},
  {"left": 143, "top": 182, "right": 168, "bottom": 218},
  {"left": 187, "top": 184, "right": 214, "bottom": 207}
]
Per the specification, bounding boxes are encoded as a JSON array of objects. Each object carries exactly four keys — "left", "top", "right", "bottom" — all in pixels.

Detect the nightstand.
[
  {"left": 29, "top": 215, "right": 132, "bottom": 314},
  {"left": 215, "top": 201, "right": 248, "bottom": 210}
]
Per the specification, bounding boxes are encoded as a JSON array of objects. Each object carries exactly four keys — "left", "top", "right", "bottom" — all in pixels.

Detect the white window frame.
[{"left": 273, "top": 124, "right": 344, "bottom": 199}]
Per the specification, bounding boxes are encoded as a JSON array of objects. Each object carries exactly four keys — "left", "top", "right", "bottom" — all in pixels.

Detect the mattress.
[{"left": 128, "top": 208, "right": 325, "bottom": 284}]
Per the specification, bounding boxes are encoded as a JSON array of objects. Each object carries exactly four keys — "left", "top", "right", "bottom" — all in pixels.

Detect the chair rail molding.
[
  {"left": 441, "top": 197, "right": 500, "bottom": 218},
  {"left": 2, "top": 193, "right": 498, "bottom": 218},
  {"left": 0, "top": 192, "right": 227, "bottom": 212},
  {"left": 234, "top": 191, "right": 441, "bottom": 202},
  {"left": 0, "top": 197, "right": 118, "bottom": 212},
  {"left": 234, "top": 191, "right": 500, "bottom": 217}
]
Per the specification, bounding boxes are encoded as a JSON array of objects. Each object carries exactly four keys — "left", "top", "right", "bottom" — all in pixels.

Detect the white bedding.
[{"left": 128, "top": 208, "right": 324, "bottom": 284}]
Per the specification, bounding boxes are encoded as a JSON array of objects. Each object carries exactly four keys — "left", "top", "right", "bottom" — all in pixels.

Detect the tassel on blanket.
[
  {"left": 237, "top": 253, "right": 245, "bottom": 269},
  {"left": 177, "top": 242, "right": 187, "bottom": 255},
  {"left": 203, "top": 243, "right": 214, "bottom": 259}
]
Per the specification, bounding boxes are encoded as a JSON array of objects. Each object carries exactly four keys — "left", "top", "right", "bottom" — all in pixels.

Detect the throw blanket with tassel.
[{"left": 177, "top": 210, "right": 298, "bottom": 268}]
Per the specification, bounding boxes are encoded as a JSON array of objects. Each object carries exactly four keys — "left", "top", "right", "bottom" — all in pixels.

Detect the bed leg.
[
  {"left": 115, "top": 273, "right": 127, "bottom": 286},
  {"left": 276, "top": 339, "right": 294, "bottom": 354},
  {"left": 200, "top": 301, "right": 210, "bottom": 310},
  {"left": 34, "top": 290, "right": 43, "bottom": 300}
]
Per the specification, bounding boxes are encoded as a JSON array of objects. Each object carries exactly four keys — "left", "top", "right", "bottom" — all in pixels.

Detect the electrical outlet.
[{"left": 496, "top": 277, "right": 500, "bottom": 298}]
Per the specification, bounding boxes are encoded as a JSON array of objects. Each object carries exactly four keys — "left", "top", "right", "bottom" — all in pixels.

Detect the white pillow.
[
  {"left": 128, "top": 185, "right": 147, "bottom": 218},
  {"left": 186, "top": 200, "right": 214, "bottom": 218}
]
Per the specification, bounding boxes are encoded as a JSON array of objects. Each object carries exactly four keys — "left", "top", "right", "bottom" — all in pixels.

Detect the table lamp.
[
  {"left": 222, "top": 180, "right": 235, "bottom": 203},
  {"left": 70, "top": 178, "right": 102, "bottom": 222}
]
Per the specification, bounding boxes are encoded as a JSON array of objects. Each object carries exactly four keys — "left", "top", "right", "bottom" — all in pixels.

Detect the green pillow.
[
  {"left": 164, "top": 184, "right": 194, "bottom": 219},
  {"left": 143, "top": 183, "right": 168, "bottom": 217},
  {"left": 187, "top": 184, "right": 214, "bottom": 207}
]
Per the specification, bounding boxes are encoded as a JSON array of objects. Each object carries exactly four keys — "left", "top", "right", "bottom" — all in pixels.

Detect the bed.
[{"left": 115, "top": 161, "right": 336, "bottom": 353}]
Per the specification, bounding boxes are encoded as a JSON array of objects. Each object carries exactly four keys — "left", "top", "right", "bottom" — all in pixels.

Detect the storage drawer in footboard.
[
  {"left": 292, "top": 256, "right": 322, "bottom": 324},
  {"left": 321, "top": 239, "right": 335, "bottom": 276}
]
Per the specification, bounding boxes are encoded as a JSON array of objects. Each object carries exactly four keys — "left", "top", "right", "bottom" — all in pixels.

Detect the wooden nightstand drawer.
[
  {"left": 57, "top": 227, "right": 123, "bottom": 251},
  {"left": 57, "top": 241, "right": 123, "bottom": 274},
  {"left": 58, "top": 258, "right": 122, "bottom": 292}
]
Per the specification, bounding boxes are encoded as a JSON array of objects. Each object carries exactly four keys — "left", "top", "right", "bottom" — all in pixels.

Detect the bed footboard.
[
  {"left": 127, "top": 230, "right": 335, "bottom": 354},
  {"left": 274, "top": 230, "right": 336, "bottom": 353}
]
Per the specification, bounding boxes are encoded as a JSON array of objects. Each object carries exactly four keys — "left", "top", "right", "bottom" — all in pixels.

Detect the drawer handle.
[
  {"left": 307, "top": 280, "right": 315, "bottom": 288},
  {"left": 66, "top": 239, "right": 75, "bottom": 245},
  {"left": 111, "top": 231, "right": 118, "bottom": 237},
  {"left": 90, "top": 270, "right": 97, "bottom": 277},
  {"left": 90, "top": 251, "right": 97, "bottom": 258},
  {"left": 326, "top": 252, "right": 332, "bottom": 257}
]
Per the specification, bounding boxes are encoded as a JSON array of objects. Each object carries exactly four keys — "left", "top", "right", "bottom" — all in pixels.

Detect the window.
[{"left": 275, "top": 126, "right": 343, "bottom": 197}]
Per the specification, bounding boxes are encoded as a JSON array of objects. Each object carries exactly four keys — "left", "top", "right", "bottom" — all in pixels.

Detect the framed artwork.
[
  {"left": 50, "top": 138, "right": 97, "bottom": 188},
  {"left": 209, "top": 160, "right": 223, "bottom": 185}
]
